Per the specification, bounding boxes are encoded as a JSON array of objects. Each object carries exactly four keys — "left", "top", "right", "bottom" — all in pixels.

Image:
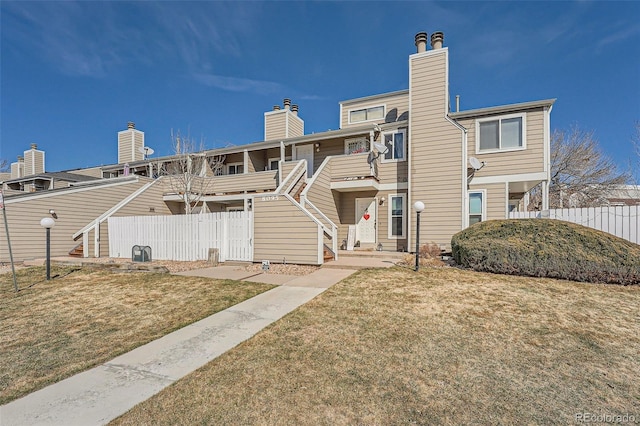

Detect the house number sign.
[{"left": 261, "top": 195, "right": 280, "bottom": 202}]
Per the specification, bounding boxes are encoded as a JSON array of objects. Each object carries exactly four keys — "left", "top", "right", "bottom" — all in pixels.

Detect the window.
[
  {"left": 344, "top": 138, "right": 369, "bottom": 155},
  {"left": 227, "top": 163, "right": 244, "bottom": 175},
  {"left": 268, "top": 158, "right": 279, "bottom": 171},
  {"left": 388, "top": 194, "right": 406, "bottom": 238},
  {"left": 477, "top": 114, "right": 525, "bottom": 152},
  {"left": 383, "top": 130, "right": 406, "bottom": 162},
  {"left": 349, "top": 105, "right": 385, "bottom": 124},
  {"left": 469, "top": 191, "right": 485, "bottom": 225}
]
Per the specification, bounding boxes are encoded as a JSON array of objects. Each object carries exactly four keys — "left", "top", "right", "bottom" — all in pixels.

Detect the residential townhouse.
[{"left": 1, "top": 32, "right": 554, "bottom": 265}]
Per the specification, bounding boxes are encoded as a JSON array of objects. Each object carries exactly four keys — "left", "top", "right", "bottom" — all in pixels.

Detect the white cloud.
[{"left": 192, "top": 73, "right": 285, "bottom": 95}]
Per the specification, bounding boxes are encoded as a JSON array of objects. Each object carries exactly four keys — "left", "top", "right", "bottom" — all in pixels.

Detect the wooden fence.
[
  {"left": 108, "top": 211, "right": 253, "bottom": 261},
  {"left": 509, "top": 205, "right": 639, "bottom": 245}
]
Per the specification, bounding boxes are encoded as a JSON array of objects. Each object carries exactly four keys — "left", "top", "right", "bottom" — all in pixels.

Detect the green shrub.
[{"left": 451, "top": 219, "right": 640, "bottom": 285}]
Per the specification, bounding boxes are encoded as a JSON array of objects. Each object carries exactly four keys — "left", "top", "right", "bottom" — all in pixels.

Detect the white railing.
[
  {"left": 509, "top": 205, "right": 639, "bottom": 245},
  {"left": 108, "top": 211, "right": 253, "bottom": 261}
]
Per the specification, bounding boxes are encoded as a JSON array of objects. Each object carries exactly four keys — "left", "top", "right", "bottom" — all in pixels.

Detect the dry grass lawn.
[
  {"left": 0, "top": 265, "right": 274, "bottom": 404},
  {"left": 112, "top": 266, "right": 639, "bottom": 425}
]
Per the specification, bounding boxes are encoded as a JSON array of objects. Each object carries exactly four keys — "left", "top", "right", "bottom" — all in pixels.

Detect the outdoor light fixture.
[
  {"left": 48, "top": 209, "right": 57, "bottom": 219},
  {"left": 40, "top": 217, "right": 55, "bottom": 280},
  {"left": 413, "top": 201, "right": 425, "bottom": 271}
]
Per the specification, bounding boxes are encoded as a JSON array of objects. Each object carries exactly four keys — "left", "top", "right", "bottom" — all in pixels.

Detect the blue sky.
[{"left": 1, "top": 1, "right": 639, "bottom": 174}]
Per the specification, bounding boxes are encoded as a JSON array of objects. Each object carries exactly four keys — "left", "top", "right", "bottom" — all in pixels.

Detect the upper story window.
[
  {"left": 344, "top": 138, "right": 369, "bottom": 155},
  {"left": 349, "top": 105, "right": 385, "bottom": 124},
  {"left": 268, "top": 158, "right": 279, "bottom": 171},
  {"left": 382, "top": 130, "right": 406, "bottom": 162},
  {"left": 476, "top": 113, "right": 526, "bottom": 153},
  {"left": 227, "top": 163, "right": 244, "bottom": 175}
]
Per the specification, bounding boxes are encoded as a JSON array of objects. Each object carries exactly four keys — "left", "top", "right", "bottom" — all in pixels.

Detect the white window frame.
[
  {"left": 344, "top": 138, "right": 369, "bottom": 155},
  {"left": 387, "top": 193, "right": 407, "bottom": 239},
  {"left": 381, "top": 129, "right": 406, "bottom": 163},
  {"left": 475, "top": 113, "right": 526, "bottom": 154},
  {"left": 348, "top": 104, "right": 385, "bottom": 125},
  {"left": 227, "top": 162, "right": 244, "bottom": 175},
  {"left": 267, "top": 157, "right": 280, "bottom": 171},
  {"left": 468, "top": 190, "right": 487, "bottom": 227}
]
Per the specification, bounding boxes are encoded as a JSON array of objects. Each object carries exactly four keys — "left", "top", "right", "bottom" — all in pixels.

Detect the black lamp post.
[
  {"left": 40, "top": 217, "right": 55, "bottom": 280},
  {"left": 413, "top": 201, "right": 425, "bottom": 271}
]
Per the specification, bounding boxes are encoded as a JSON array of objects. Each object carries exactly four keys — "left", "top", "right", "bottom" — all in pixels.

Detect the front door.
[
  {"left": 294, "top": 144, "right": 314, "bottom": 177},
  {"left": 355, "top": 198, "right": 376, "bottom": 244}
]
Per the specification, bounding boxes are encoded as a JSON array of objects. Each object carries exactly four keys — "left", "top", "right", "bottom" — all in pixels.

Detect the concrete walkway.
[{"left": 0, "top": 267, "right": 356, "bottom": 426}]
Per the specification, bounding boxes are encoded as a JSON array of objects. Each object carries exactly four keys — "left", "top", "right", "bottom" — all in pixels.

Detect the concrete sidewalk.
[{"left": 0, "top": 268, "right": 356, "bottom": 426}]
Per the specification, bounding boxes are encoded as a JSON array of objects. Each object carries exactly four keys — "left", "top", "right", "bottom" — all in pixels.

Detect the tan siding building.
[
  {"left": 2, "top": 31, "right": 553, "bottom": 265},
  {"left": 0, "top": 177, "right": 169, "bottom": 262}
]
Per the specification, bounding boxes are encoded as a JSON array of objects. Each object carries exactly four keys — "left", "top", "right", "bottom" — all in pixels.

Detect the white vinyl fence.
[
  {"left": 108, "top": 211, "right": 253, "bottom": 261},
  {"left": 509, "top": 205, "right": 639, "bottom": 245}
]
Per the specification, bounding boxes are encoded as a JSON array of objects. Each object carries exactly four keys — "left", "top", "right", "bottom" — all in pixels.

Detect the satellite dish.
[
  {"left": 469, "top": 156, "right": 484, "bottom": 171},
  {"left": 373, "top": 142, "right": 388, "bottom": 154},
  {"left": 139, "top": 146, "right": 155, "bottom": 159}
]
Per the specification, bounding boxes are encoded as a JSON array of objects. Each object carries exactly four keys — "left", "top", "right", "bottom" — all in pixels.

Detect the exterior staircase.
[
  {"left": 69, "top": 243, "right": 84, "bottom": 258},
  {"left": 293, "top": 183, "right": 307, "bottom": 203}
]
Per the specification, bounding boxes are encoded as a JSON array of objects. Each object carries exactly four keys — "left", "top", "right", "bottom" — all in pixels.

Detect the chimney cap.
[
  {"left": 291, "top": 104, "right": 299, "bottom": 112},
  {"left": 127, "top": 121, "right": 135, "bottom": 129},
  {"left": 430, "top": 31, "right": 444, "bottom": 49},
  {"left": 283, "top": 98, "right": 291, "bottom": 109},
  {"left": 30, "top": 143, "right": 38, "bottom": 150},
  {"left": 414, "top": 32, "right": 428, "bottom": 53},
  {"left": 273, "top": 105, "right": 281, "bottom": 110}
]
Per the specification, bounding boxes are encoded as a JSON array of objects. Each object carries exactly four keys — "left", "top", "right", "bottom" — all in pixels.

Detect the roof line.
[{"left": 449, "top": 98, "right": 557, "bottom": 119}]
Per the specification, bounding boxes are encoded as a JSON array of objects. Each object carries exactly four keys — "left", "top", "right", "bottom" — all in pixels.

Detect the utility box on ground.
[
  {"left": 132, "top": 245, "right": 152, "bottom": 262},
  {"left": 208, "top": 248, "right": 219, "bottom": 266}
]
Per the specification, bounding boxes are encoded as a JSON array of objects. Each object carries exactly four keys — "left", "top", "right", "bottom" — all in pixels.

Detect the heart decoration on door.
[{"left": 363, "top": 212, "right": 370, "bottom": 221}]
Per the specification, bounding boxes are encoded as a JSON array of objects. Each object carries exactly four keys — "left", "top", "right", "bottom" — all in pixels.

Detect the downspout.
[
  {"left": 279, "top": 141, "right": 285, "bottom": 185},
  {"left": 446, "top": 115, "right": 468, "bottom": 230},
  {"left": 542, "top": 104, "right": 553, "bottom": 211}
]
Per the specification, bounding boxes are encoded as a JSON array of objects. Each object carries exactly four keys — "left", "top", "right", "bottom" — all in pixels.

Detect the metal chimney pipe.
[
  {"left": 431, "top": 32, "right": 444, "bottom": 49},
  {"left": 415, "top": 32, "right": 428, "bottom": 53},
  {"left": 30, "top": 143, "right": 38, "bottom": 150},
  {"left": 273, "top": 105, "right": 281, "bottom": 111},
  {"left": 127, "top": 121, "right": 135, "bottom": 129},
  {"left": 291, "top": 104, "right": 299, "bottom": 115},
  {"left": 283, "top": 98, "right": 291, "bottom": 110}
]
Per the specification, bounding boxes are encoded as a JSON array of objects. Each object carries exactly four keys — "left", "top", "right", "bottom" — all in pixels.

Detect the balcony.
[
  {"left": 329, "top": 153, "right": 379, "bottom": 192},
  {"left": 162, "top": 170, "right": 278, "bottom": 197}
]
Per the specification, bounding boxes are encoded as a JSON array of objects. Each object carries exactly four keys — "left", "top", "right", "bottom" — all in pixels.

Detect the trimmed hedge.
[{"left": 451, "top": 219, "right": 640, "bottom": 285}]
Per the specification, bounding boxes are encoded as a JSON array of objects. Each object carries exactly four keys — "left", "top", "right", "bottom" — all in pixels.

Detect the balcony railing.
[
  {"left": 162, "top": 170, "right": 278, "bottom": 196},
  {"left": 330, "top": 153, "right": 376, "bottom": 181}
]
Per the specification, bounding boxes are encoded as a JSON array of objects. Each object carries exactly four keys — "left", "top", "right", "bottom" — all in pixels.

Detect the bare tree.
[
  {"left": 163, "top": 129, "right": 225, "bottom": 214},
  {"left": 530, "top": 126, "right": 630, "bottom": 209},
  {"left": 0, "top": 159, "right": 9, "bottom": 173}
]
